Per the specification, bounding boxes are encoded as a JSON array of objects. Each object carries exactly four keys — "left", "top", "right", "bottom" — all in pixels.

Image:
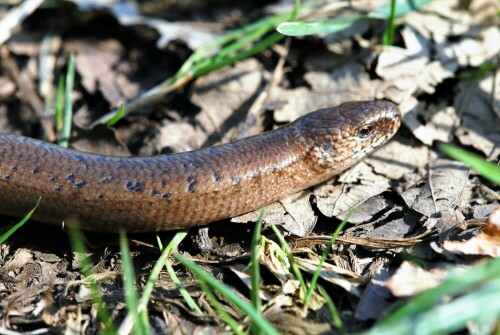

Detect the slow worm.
[{"left": 0, "top": 101, "right": 400, "bottom": 232}]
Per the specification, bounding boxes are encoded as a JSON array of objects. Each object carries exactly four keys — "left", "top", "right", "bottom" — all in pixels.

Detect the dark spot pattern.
[
  {"left": 231, "top": 176, "right": 240, "bottom": 183},
  {"left": 66, "top": 173, "right": 75, "bottom": 181},
  {"left": 187, "top": 175, "right": 197, "bottom": 194},
  {"left": 96, "top": 194, "right": 105, "bottom": 200},
  {"left": 125, "top": 181, "right": 143, "bottom": 192},
  {"left": 32, "top": 167, "right": 41, "bottom": 174},
  {"left": 9, "top": 166, "right": 17, "bottom": 171},
  {"left": 47, "top": 175, "right": 56, "bottom": 182},
  {"left": 213, "top": 171, "right": 222, "bottom": 183},
  {"left": 3, "top": 175, "right": 11, "bottom": 180},
  {"left": 74, "top": 154, "right": 85, "bottom": 163},
  {"left": 71, "top": 180, "right": 86, "bottom": 188},
  {"left": 190, "top": 161, "right": 201, "bottom": 169},
  {"left": 74, "top": 154, "right": 90, "bottom": 169},
  {"left": 54, "top": 185, "right": 62, "bottom": 192},
  {"left": 101, "top": 176, "right": 113, "bottom": 184},
  {"left": 250, "top": 170, "right": 261, "bottom": 179},
  {"left": 161, "top": 192, "right": 171, "bottom": 199}
]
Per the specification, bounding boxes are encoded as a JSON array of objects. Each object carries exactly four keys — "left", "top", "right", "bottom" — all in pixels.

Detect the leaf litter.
[{"left": 0, "top": 0, "right": 498, "bottom": 334}]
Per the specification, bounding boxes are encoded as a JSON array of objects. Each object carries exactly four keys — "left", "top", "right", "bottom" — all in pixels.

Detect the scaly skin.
[{"left": 0, "top": 101, "right": 400, "bottom": 232}]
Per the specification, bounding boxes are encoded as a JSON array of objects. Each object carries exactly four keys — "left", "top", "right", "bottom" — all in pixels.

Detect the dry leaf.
[
  {"left": 295, "top": 257, "right": 363, "bottom": 297},
  {"left": 355, "top": 260, "right": 392, "bottom": 321},
  {"left": 401, "top": 158, "right": 469, "bottom": 217},
  {"left": 454, "top": 73, "right": 500, "bottom": 159},
  {"left": 316, "top": 161, "right": 392, "bottom": 219},
  {"left": 402, "top": 103, "right": 459, "bottom": 146},
  {"left": 385, "top": 261, "right": 450, "bottom": 297},
  {"left": 190, "top": 58, "right": 263, "bottom": 146},
  {"left": 274, "top": 61, "right": 377, "bottom": 123},
  {"left": 365, "top": 137, "right": 430, "bottom": 180},
  {"left": 232, "top": 191, "right": 317, "bottom": 237},
  {"left": 442, "top": 207, "right": 500, "bottom": 257},
  {"left": 68, "top": 39, "right": 140, "bottom": 107}
]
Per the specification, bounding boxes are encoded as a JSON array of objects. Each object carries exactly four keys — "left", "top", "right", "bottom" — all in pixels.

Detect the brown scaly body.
[{"left": 0, "top": 101, "right": 400, "bottom": 232}]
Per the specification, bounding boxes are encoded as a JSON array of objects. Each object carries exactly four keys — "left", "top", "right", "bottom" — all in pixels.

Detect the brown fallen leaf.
[
  {"left": 384, "top": 261, "right": 451, "bottom": 297},
  {"left": 442, "top": 207, "right": 500, "bottom": 257},
  {"left": 232, "top": 191, "right": 317, "bottom": 237},
  {"left": 401, "top": 158, "right": 469, "bottom": 217},
  {"left": 71, "top": 39, "right": 131, "bottom": 107},
  {"left": 454, "top": 73, "right": 500, "bottom": 160},
  {"left": 273, "top": 61, "right": 377, "bottom": 123}
]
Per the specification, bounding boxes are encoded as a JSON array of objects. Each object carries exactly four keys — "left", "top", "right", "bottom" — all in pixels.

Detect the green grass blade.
[
  {"left": 270, "top": 224, "right": 308, "bottom": 297},
  {"left": 176, "top": 254, "right": 280, "bottom": 335},
  {"left": 155, "top": 231, "right": 202, "bottom": 314},
  {"left": 303, "top": 208, "right": 353, "bottom": 308},
  {"left": 317, "top": 284, "right": 345, "bottom": 335},
  {"left": 55, "top": 75, "right": 64, "bottom": 133},
  {"left": 164, "top": 257, "right": 203, "bottom": 314},
  {"left": 68, "top": 224, "right": 117, "bottom": 334},
  {"left": 278, "top": 0, "right": 432, "bottom": 37},
  {"left": 199, "top": 280, "right": 245, "bottom": 335},
  {"left": 358, "top": 258, "right": 500, "bottom": 335},
  {"left": 381, "top": 0, "right": 397, "bottom": 45},
  {"left": 105, "top": 105, "right": 125, "bottom": 127},
  {"left": 439, "top": 143, "right": 500, "bottom": 184},
  {"left": 59, "top": 53, "right": 75, "bottom": 148},
  {"left": 99, "top": 2, "right": 303, "bottom": 122},
  {"left": 277, "top": 17, "right": 363, "bottom": 36},
  {"left": 368, "top": 0, "right": 432, "bottom": 19},
  {"left": 250, "top": 209, "right": 264, "bottom": 312},
  {"left": 380, "top": 258, "right": 500, "bottom": 325},
  {"left": 119, "top": 231, "right": 197, "bottom": 334},
  {"left": 119, "top": 231, "right": 148, "bottom": 335},
  {"left": 190, "top": 32, "right": 284, "bottom": 78},
  {"left": 0, "top": 198, "right": 41, "bottom": 245},
  {"left": 459, "top": 60, "right": 496, "bottom": 80}
]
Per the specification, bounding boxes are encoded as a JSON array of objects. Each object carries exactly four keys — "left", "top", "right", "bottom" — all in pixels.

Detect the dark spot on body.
[
  {"left": 3, "top": 175, "right": 11, "bottom": 180},
  {"left": 161, "top": 192, "right": 171, "bottom": 199},
  {"left": 322, "top": 142, "right": 333, "bottom": 151},
  {"left": 54, "top": 185, "right": 62, "bottom": 192},
  {"left": 66, "top": 173, "right": 75, "bottom": 181},
  {"left": 32, "top": 167, "right": 41, "bottom": 174},
  {"left": 125, "top": 181, "right": 143, "bottom": 192},
  {"left": 231, "top": 176, "right": 240, "bottom": 183},
  {"left": 9, "top": 165, "right": 17, "bottom": 172},
  {"left": 190, "top": 161, "right": 201, "bottom": 169},
  {"left": 213, "top": 171, "right": 222, "bottom": 183},
  {"left": 188, "top": 181, "right": 197, "bottom": 193},
  {"left": 250, "top": 170, "right": 261, "bottom": 179},
  {"left": 101, "top": 176, "right": 113, "bottom": 184},
  {"left": 150, "top": 189, "right": 160, "bottom": 196},
  {"left": 72, "top": 180, "right": 86, "bottom": 188},
  {"left": 187, "top": 175, "right": 197, "bottom": 194},
  {"left": 47, "top": 175, "right": 56, "bottom": 182},
  {"left": 96, "top": 194, "right": 105, "bottom": 200},
  {"left": 74, "top": 154, "right": 89, "bottom": 168},
  {"left": 161, "top": 179, "right": 168, "bottom": 187},
  {"left": 74, "top": 154, "right": 84, "bottom": 162}
]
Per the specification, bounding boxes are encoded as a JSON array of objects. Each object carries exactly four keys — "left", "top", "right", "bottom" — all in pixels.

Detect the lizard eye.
[{"left": 358, "top": 125, "right": 373, "bottom": 139}]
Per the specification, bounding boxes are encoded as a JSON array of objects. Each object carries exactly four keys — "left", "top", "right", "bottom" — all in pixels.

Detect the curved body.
[{"left": 0, "top": 101, "right": 400, "bottom": 231}]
